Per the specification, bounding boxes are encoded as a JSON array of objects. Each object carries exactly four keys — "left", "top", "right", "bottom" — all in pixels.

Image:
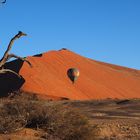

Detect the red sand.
[{"left": 18, "top": 49, "right": 140, "bottom": 100}]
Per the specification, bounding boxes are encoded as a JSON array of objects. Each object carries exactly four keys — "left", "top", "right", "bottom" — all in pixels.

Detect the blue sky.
[{"left": 0, "top": 0, "right": 140, "bottom": 69}]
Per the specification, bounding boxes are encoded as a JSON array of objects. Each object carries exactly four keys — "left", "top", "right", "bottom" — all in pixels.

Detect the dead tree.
[{"left": 0, "top": 31, "right": 32, "bottom": 78}]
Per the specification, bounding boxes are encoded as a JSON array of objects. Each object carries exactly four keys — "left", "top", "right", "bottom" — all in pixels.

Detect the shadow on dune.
[
  {"left": 0, "top": 59, "right": 25, "bottom": 97},
  {"left": 33, "top": 53, "right": 42, "bottom": 57}
]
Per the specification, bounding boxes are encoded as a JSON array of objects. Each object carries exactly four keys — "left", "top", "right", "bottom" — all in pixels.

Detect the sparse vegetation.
[
  {"left": 0, "top": 92, "right": 94, "bottom": 140},
  {"left": 0, "top": 92, "right": 140, "bottom": 139}
]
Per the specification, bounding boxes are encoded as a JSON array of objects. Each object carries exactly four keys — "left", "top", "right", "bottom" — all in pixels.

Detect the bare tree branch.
[
  {"left": 0, "top": 31, "right": 32, "bottom": 78},
  {"left": 7, "top": 54, "right": 32, "bottom": 67},
  {"left": 0, "top": 69, "right": 21, "bottom": 78},
  {"left": 0, "top": 31, "right": 27, "bottom": 68}
]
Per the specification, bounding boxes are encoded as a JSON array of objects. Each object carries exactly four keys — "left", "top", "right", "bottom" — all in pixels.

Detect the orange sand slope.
[{"left": 19, "top": 49, "right": 140, "bottom": 100}]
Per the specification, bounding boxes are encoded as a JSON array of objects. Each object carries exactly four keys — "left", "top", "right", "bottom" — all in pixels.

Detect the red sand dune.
[{"left": 16, "top": 49, "right": 140, "bottom": 100}]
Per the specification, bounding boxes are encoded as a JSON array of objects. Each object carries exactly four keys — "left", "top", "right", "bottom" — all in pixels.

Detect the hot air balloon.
[{"left": 67, "top": 68, "right": 80, "bottom": 83}]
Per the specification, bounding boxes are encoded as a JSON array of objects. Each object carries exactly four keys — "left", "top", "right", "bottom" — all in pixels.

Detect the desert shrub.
[
  {"left": 0, "top": 93, "right": 46, "bottom": 133},
  {"left": 0, "top": 93, "right": 94, "bottom": 140},
  {"left": 43, "top": 103, "right": 94, "bottom": 140}
]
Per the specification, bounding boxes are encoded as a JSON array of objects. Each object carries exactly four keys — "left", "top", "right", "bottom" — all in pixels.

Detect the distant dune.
[{"left": 1, "top": 49, "right": 140, "bottom": 100}]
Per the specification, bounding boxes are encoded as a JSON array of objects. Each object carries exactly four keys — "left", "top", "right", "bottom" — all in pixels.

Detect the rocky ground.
[{"left": 65, "top": 99, "right": 140, "bottom": 140}]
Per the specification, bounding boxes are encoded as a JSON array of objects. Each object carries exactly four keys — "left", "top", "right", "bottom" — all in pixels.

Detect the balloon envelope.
[{"left": 67, "top": 68, "right": 80, "bottom": 83}]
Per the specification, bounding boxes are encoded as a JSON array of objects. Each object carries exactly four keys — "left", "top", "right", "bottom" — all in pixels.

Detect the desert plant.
[{"left": 43, "top": 103, "right": 94, "bottom": 140}]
